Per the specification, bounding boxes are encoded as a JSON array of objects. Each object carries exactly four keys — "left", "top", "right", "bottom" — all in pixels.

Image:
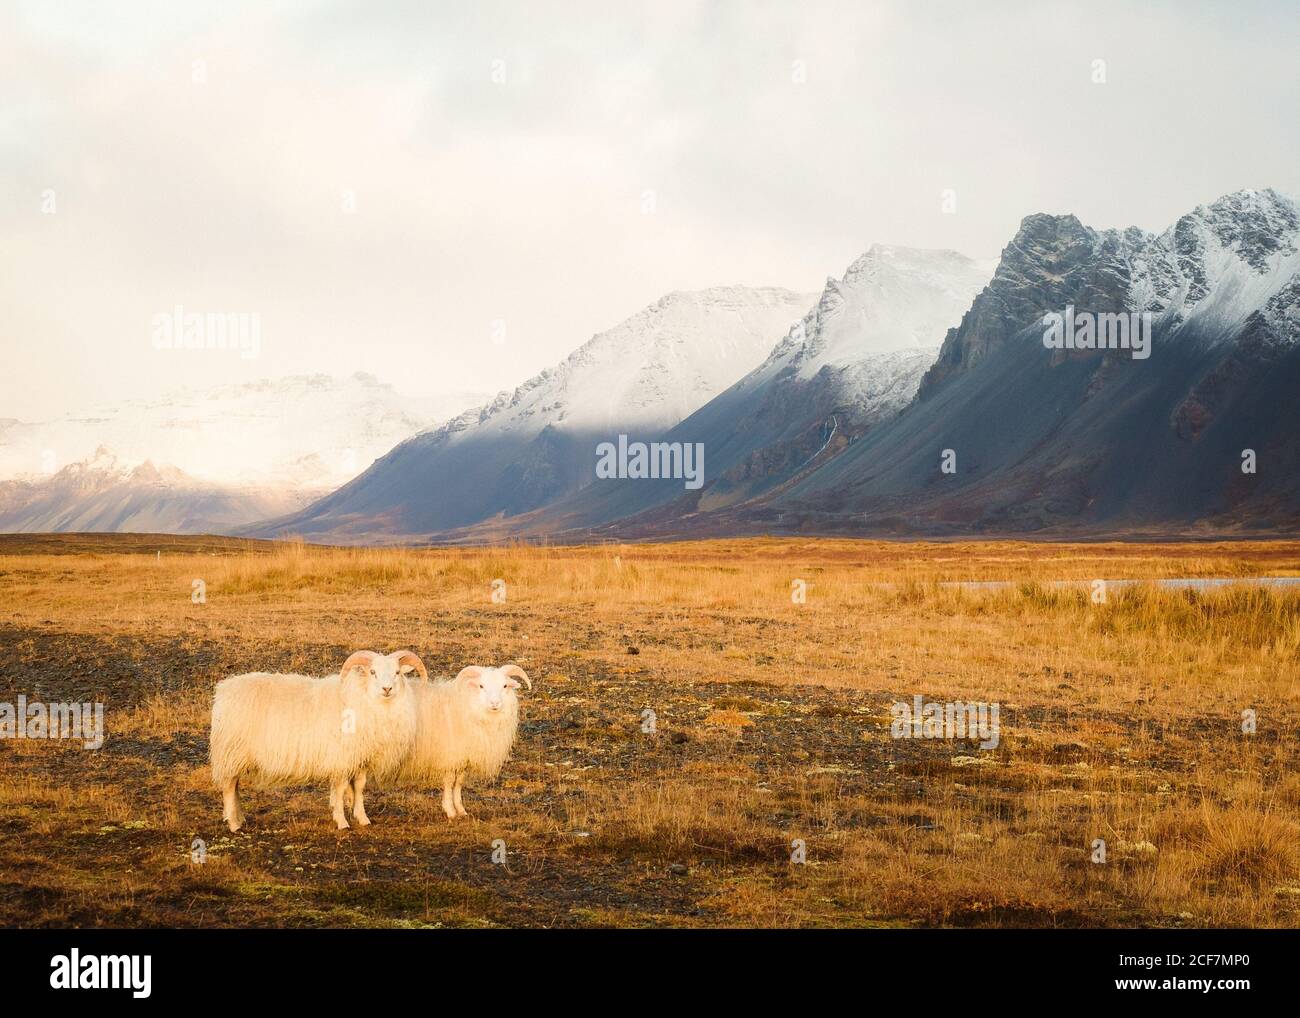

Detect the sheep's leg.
[
  {"left": 440, "top": 772, "right": 458, "bottom": 820},
  {"left": 351, "top": 770, "right": 371, "bottom": 827},
  {"left": 222, "top": 776, "right": 245, "bottom": 833},
  {"left": 329, "top": 780, "right": 351, "bottom": 830},
  {"left": 452, "top": 774, "right": 468, "bottom": 818}
]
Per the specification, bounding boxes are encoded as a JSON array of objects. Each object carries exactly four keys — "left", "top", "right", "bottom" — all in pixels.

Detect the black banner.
[{"left": 0, "top": 928, "right": 1290, "bottom": 1005}]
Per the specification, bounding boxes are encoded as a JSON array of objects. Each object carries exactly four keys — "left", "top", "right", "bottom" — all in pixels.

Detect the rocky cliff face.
[{"left": 923, "top": 188, "right": 1300, "bottom": 398}]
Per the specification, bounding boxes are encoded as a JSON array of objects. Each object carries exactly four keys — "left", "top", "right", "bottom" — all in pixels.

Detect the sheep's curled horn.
[
  {"left": 390, "top": 649, "right": 429, "bottom": 682},
  {"left": 502, "top": 664, "right": 531, "bottom": 690},
  {"left": 339, "top": 650, "right": 380, "bottom": 679}
]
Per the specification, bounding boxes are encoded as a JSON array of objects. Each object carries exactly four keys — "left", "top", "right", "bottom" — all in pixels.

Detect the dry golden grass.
[{"left": 0, "top": 534, "right": 1297, "bottom": 927}]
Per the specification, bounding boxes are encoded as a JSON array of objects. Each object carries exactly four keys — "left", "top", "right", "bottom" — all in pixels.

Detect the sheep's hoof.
[
  {"left": 334, "top": 818, "right": 350, "bottom": 831},
  {"left": 354, "top": 814, "right": 372, "bottom": 827},
  {"left": 226, "top": 819, "right": 243, "bottom": 833}
]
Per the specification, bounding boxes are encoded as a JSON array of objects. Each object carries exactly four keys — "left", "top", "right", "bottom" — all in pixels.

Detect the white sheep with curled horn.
[
  {"left": 209, "top": 649, "right": 426, "bottom": 831},
  {"left": 359, "top": 663, "right": 531, "bottom": 820}
]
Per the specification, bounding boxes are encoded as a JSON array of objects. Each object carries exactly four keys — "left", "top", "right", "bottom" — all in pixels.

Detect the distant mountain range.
[
  {"left": 10, "top": 188, "right": 1299, "bottom": 541},
  {"left": 0, "top": 447, "right": 312, "bottom": 535},
  {"left": 0, "top": 374, "right": 487, "bottom": 533}
]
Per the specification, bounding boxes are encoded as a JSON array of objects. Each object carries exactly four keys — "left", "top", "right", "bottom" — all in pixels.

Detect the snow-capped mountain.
[
  {"left": 0, "top": 374, "right": 488, "bottom": 534},
  {"left": 524, "top": 246, "right": 993, "bottom": 532},
  {"left": 251, "top": 286, "right": 814, "bottom": 539},
  {"left": 1130, "top": 187, "right": 1300, "bottom": 342},
  {"left": 783, "top": 245, "right": 996, "bottom": 370},
  {"left": 438, "top": 285, "right": 816, "bottom": 436},
  {"left": 709, "top": 245, "right": 994, "bottom": 490},
  {"left": 718, "top": 245, "right": 993, "bottom": 437},
  {"left": 0, "top": 448, "right": 313, "bottom": 534},
  {"left": 923, "top": 188, "right": 1300, "bottom": 393}
]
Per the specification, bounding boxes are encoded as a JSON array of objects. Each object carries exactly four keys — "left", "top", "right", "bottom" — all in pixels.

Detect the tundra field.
[{"left": 0, "top": 534, "right": 1298, "bottom": 929}]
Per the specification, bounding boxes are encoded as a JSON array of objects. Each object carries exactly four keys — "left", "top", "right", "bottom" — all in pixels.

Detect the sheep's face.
[
  {"left": 341, "top": 650, "right": 428, "bottom": 704},
  {"left": 364, "top": 657, "right": 406, "bottom": 701},
  {"left": 455, "top": 665, "right": 530, "bottom": 717}
]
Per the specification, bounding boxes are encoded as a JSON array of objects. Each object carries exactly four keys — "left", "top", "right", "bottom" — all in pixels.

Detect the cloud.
[{"left": 2, "top": 0, "right": 1297, "bottom": 421}]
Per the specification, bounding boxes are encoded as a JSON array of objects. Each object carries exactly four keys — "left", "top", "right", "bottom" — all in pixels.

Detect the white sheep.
[
  {"left": 363, "top": 664, "right": 531, "bottom": 820},
  {"left": 209, "top": 649, "right": 426, "bottom": 831}
]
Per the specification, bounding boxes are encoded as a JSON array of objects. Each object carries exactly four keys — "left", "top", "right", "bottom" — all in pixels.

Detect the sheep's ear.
[
  {"left": 501, "top": 664, "right": 531, "bottom": 690},
  {"left": 455, "top": 666, "right": 485, "bottom": 687}
]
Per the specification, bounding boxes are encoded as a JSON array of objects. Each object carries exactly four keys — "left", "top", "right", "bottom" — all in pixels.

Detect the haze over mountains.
[
  {"left": 7, "top": 188, "right": 1298, "bottom": 542},
  {"left": 0, "top": 374, "right": 487, "bottom": 533}
]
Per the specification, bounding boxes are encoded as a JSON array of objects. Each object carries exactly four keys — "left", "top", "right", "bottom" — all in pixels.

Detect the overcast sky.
[{"left": 3, "top": 0, "right": 1297, "bottom": 421}]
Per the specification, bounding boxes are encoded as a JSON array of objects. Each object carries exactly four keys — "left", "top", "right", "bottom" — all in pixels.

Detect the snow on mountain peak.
[
  {"left": 765, "top": 245, "right": 993, "bottom": 383},
  {"left": 1189, "top": 188, "right": 1300, "bottom": 267},
  {"left": 424, "top": 286, "right": 815, "bottom": 446},
  {"left": 1124, "top": 188, "right": 1300, "bottom": 339}
]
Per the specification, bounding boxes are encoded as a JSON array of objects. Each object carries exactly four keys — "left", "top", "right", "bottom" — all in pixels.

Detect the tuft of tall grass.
[
  {"left": 1190, "top": 799, "right": 1299, "bottom": 889},
  {"left": 1086, "top": 585, "right": 1300, "bottom": 654}
]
